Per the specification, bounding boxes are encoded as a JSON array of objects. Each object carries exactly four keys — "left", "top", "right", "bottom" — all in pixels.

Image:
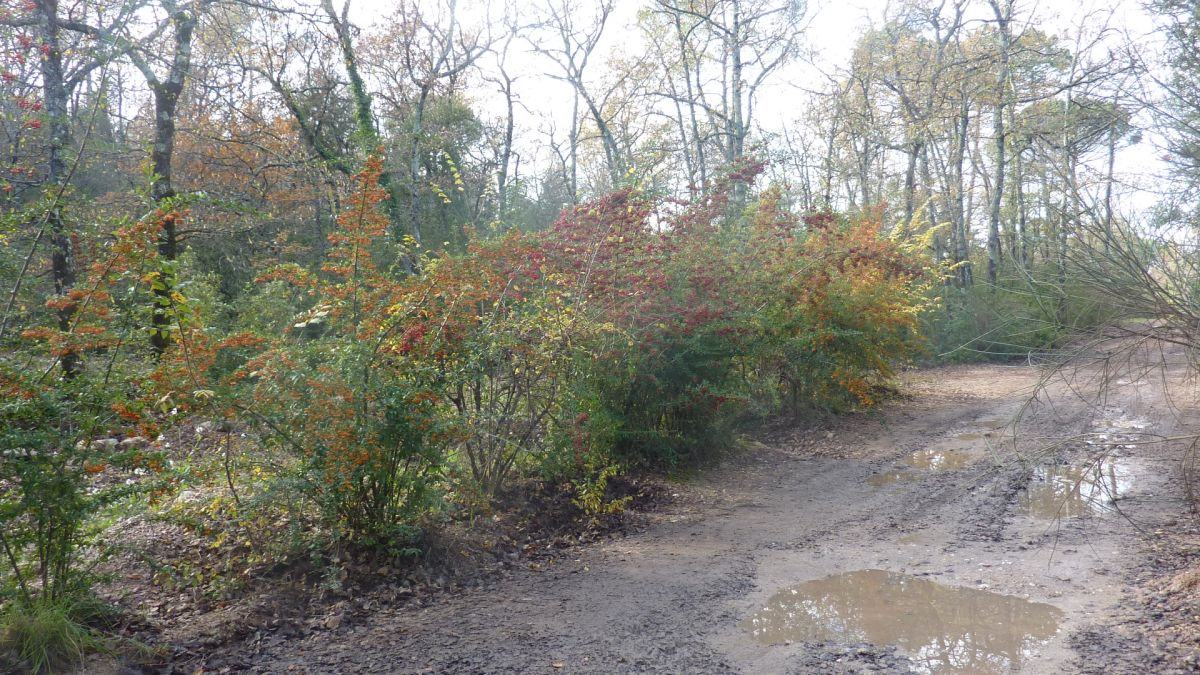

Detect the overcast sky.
[{"left": 341, "top": 0, "right": 1170, "bottom": 216}]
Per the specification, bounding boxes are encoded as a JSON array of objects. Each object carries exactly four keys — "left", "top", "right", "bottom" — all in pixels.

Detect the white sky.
[{"left": 341, "top": 0, "right": 1172, "bottom": 217}]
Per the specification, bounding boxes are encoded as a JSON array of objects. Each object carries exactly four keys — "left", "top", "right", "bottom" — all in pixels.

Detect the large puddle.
[
  {"left": 1019, "top": 457, "right": 1136, "bottom": 519},
  {"left": 744, "top": 570, "right": 1062, "bottom": 673}
]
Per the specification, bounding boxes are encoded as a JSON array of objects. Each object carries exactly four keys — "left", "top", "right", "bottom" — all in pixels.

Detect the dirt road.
[{"left": 208, "top": 356, "right": 1200, "bottom": 673}]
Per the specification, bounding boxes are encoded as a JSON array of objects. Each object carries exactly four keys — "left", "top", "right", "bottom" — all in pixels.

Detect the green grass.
[{"left": 1, "top": 597, "right": 104, "bottom": 673}]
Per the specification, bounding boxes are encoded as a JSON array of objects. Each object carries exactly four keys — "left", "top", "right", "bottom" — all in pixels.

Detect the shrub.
[
  {"left": 389, "top": 233, "right": 582, "bottom": 498},
  {"left": 232, "top": 156, "right": 444, "bottom": 549},
  {"left": 544, "top": 185, "right": 759, "bottom": 470},
  {"left": 746, "top": 209, "right": 934, "bottom": 410},
  {"left": 518, "top": 176, "right": 934, "bottom": 471}
]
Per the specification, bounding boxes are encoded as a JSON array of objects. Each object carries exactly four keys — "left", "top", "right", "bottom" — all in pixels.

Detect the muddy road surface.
[{"left": 209, "top": 355, "right": 1200, "bottom": 673}]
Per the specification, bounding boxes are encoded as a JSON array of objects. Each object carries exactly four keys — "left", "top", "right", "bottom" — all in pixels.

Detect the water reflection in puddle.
[
  {"left": 1019, "top": 457, "right": 1136, "bottom": 519},
  {"left": 868, "top": 447, "right": 980, "bottom": 485},
  {"left": 1099, "top": 417, "right": 1148, "bottom": 432},
  {"left": 867, "top": 470, "right": 913, "bottom": 486},
  {"left": 905, "top": 448, "right": 975, "bottom": 471},
  {"left": 744, "top": 570, "right": 1062, "bottom": 674}
]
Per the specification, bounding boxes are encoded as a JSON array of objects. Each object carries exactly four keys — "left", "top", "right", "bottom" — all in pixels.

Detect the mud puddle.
[
  {"left": 743, "top": 569, "right": 1062, "bottom": 673},
  {"left": 1088, "top": 413, "right": 1152, "bottom": 444},
  {"left": 906, "top": 447, "right": 975, "bottom": 471},
  {"left": 1019, "top": 456, "right": 1137, "bottom": 519},
  {"left": 1096, "top": 415, "right": 1148, "bottom": 432},
  {"left": 868, "top": 434, "right": 991, "bottom": 486},
  {"left": 868, "top": 470, "right": 914, "bottom": 486}
]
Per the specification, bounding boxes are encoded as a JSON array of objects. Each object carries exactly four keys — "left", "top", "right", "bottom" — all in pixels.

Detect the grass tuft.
[{"left": 0, "top": 598, "right": 101, "bottom": 674}]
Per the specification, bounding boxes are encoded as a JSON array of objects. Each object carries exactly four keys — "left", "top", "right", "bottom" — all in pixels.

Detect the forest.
[{"left": 1, "top": 0, "right": 1199, "bottom": 672}]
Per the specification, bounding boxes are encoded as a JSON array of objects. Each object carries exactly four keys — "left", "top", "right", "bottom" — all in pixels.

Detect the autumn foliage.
[
  {"left": 2, "top": 154, "right": 934, "bottom": 582},
  {"left": 199, "top": 156, "right": 935, "bottom": 542}
]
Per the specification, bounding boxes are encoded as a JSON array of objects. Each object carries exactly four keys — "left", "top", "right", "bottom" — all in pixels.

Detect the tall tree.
[{"left": 985, "top": 0, "right": 1012, "bottom": 285}]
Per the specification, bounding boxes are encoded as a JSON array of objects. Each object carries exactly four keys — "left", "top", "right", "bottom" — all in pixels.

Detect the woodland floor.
[{"left": 97, "top": 344, "right": 1200, "bottom": 674}]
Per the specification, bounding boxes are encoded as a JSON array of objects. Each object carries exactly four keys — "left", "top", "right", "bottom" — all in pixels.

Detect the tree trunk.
[
  {"left": 673, "top": 13, "right": 706, "bottom": 191},
  {"left": 728, "top": 0, "right": 746, "bottom": 212},
  {"left": 324, "top": 0, "right": 378, "bottom": 148},
  {"left": 902, "top": 139, "right": 921, "bottom": 231},
  {"left": 579, "top": 90, "right": 623, "bottom": 186},
  {"left": 569, "top": 92, "right": 579, "bottom": 202},
  {"left": 37, "top": 0, "right": 78, "bottom": 377},
  {"left": 820, "top": 114, "right": 837, "bottom": 208},
  {"left": 986, "top": 0, "right": 1011, "bottom": 285},
  {"left": 919, "top": 143, "right": 939, "bottom": 257},
  {"left": 410, "top": 85, "right": 430, "bottom": 248},
  {"left": 496, "top": 72, "right": 515, "bottom": 227},
  {"left": 1015, "top": 146, "right": 1029, "bottom": 270},
  {"left": 320, "top": 0, "right": 411, "bottom": 257},
  {"left": 952, "top": 97, "right": 971, "bottom": 286},
  {"left": 726, "top": 0, "right": 746, "bottom": 164},
  {"left": 1103, "top": 90, "right": 1118, "bottom": 252},
  {"left": 148, "top": 7, "right": 197, "bottom": 356}
]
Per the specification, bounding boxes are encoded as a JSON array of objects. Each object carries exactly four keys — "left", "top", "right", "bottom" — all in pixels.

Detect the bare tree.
[
  {"left": 532, "top": 0, "right": 625, "bottom": 188},
  {"left": 655, "top": 0, "right": 804, "bottom": 186}
]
